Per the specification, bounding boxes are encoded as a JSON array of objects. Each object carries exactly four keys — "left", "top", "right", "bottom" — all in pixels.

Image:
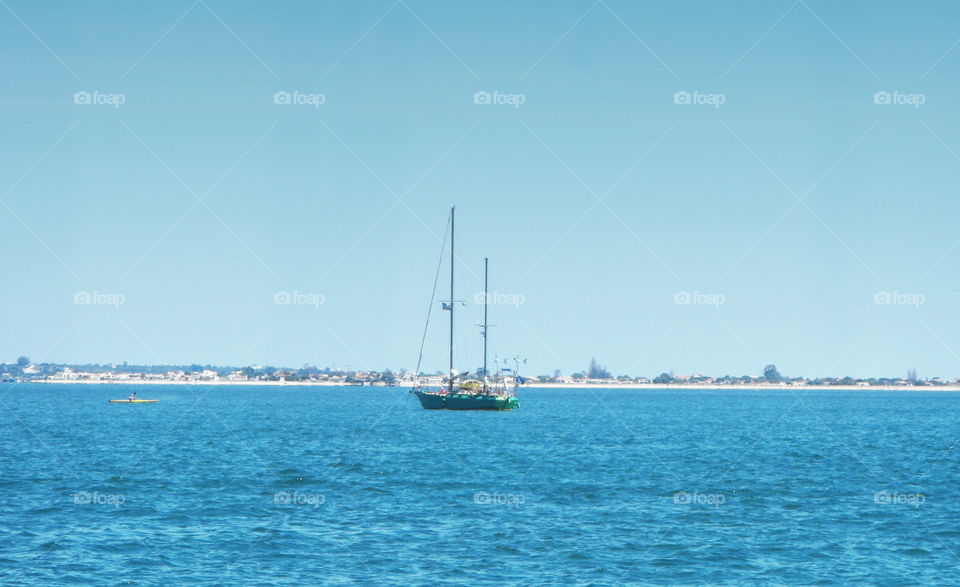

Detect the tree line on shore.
[{"left": 2, "top": 357, "right": 945, "bottom": 386}]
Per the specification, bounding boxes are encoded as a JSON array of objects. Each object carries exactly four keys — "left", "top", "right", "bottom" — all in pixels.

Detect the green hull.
[
  {"left": 413, "top": 391, "right": 519, "bottom": 411},
  {"left": 446, "top": 393, "right": 519, "bottom": 411},
  {"left": 414, "top": 391, "right": 448, "bottom": 410}
]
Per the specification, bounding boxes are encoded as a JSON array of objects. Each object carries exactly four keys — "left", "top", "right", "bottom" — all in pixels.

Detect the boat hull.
[
  {"left": 413, "top": 390, "right": 518, "bottom": 411},
  {"left": 446, "top": 394, "right": 519, "bottom": 411},
  {"left": 109, "top": 399, "right": 158, "bottom": 403},
  {"left": 413, "top": 391, "right": 448, "bottom": 410}
]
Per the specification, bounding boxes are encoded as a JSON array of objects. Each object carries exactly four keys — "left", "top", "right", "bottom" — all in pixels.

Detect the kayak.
[{"left": 109, "top": 399, "right": 158, "bottom": 403}]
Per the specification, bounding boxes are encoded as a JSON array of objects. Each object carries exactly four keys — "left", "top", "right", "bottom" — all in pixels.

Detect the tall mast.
[
  {"left": 449, "top": 207, "right": 455, "bottom": 387},
  {"left": 483, "top": 257, "right": 488, "bottom": 385}
]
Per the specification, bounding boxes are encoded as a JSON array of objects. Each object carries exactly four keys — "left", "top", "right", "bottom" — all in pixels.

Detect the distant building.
[{"left": 226, "top": 370, "right": 248, "bottom": 382}]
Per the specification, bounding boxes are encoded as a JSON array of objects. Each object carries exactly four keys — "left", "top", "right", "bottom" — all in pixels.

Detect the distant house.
[
  {"left": 54, "top": 367, "right": 80, "bottom": 380},
  {"left": 397, "top": 373, "right": 419, "bottom": 385},
  {"left": 226, "top": 370, "right": 248, "bottom": 382}
]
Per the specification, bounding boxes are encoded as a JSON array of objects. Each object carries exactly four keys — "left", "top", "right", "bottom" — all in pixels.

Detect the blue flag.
[{"left": 442, "top": 303, "right": 452, "bottom": 310}]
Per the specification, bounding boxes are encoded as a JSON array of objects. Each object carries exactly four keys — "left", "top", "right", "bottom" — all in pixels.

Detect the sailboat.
[{"left": 411, "top": 207, "right": 521, "bottom": 411}]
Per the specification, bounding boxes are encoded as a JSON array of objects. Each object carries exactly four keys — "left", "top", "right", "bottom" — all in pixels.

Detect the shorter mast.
[{"left": 483, "top": 257, "right": 489, "bottom": 391}]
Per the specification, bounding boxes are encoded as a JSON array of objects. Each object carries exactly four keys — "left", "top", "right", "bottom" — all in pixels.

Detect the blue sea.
[{"left": 1, "top": 384, "right": 957, "bottom": 585}]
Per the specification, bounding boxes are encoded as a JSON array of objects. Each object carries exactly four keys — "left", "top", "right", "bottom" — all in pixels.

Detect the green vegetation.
[
  {"left": 653, "top": 372, "right": 675, "bottom": 384},
  {"left": 763, "top": 364, "right": 783, "bottom": 382},
  {"left": 1, "top": 357, "right": 954, "bottom": 388},
  {"left": 588, "top": 358, "right": 611, "bottom": 379}
]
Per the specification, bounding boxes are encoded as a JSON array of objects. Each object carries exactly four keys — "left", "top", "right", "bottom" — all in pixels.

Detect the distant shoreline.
[
  {"left": 31, "top": 379, "right": 351, "bottom": 386},
  {"left": 24, "top": 380, "right": 960, "bottom": 391},
  {"left": 525, "top": 383, "right": 960, "bottom": 391}
]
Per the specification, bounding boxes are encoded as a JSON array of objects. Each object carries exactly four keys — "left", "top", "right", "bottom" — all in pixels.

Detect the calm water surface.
[{"left": 0, "top": 384, "right": 957, "bottom": 585}]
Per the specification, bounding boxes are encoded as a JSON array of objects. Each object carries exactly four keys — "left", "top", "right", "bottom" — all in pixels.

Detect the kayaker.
[{"left": 129, "top": 392, "right": 136, "bottom": 401}]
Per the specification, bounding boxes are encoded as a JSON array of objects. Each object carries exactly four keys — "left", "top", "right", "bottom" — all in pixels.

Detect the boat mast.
[
  {"left": 449, "top": 206, "right": 455, "bottom": 389},
  {"left": 483, "top": 257, "right": 488, "bottom": 389}
]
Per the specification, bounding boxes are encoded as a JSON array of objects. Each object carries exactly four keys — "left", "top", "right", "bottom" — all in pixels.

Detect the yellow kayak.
[{"left": 109, "top": 399, "right": 158, "bottom": 403}]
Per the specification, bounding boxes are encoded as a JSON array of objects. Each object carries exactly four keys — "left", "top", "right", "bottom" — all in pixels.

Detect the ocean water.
[{"left": 0, "top": 384, "right": 958, "bottom": 585}]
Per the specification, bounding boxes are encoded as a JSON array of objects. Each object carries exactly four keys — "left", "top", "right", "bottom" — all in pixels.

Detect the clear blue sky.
[{"left": 2, "top": 0, "right": 960, "bottom": 379}]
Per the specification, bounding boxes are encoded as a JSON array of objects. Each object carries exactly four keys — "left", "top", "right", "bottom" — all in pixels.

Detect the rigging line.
[{"left": 414, "top": 213, "right": 451, "bottom": 376}]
